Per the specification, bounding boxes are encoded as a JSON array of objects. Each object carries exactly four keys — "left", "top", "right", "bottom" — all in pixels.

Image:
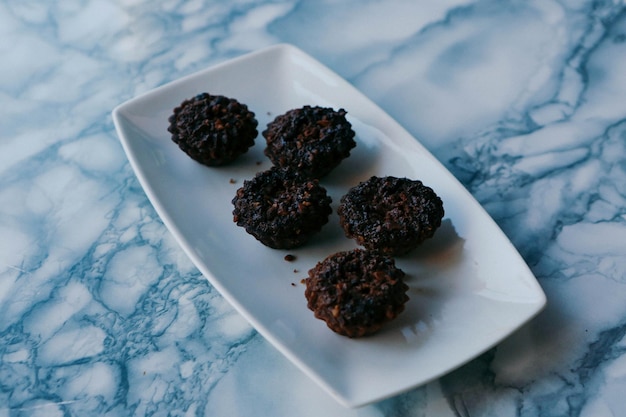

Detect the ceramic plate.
[{"left": 112, "top": 44, "right": 546, "bottom": 408}]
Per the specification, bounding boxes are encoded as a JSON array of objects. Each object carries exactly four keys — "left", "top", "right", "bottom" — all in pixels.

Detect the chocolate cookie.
[
  {"left": 168, "top": 93, "right": 258, "bottom": 166},
  {"left": 305, "top": 249, "right": 409, "bottom": 338},
  {"left": 263, "top": 106, "right": 356, "bottom": 178},
  {"left": 338, "top": 176, "right": 444, "bottom": 255},
  {"left": 232, "top": 167, "right": 332, "bottom": 249}
]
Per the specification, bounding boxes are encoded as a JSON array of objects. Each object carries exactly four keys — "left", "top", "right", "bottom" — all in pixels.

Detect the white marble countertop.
[{"left": 2, "top": 1, "right": 625, "bottom": 415}]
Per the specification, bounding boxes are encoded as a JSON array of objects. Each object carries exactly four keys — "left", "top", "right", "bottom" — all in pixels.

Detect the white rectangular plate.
[{"left": 112, "top": 44, "right": 546, "bottom": 408}]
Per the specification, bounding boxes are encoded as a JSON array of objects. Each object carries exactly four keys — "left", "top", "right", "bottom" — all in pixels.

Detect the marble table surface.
[{"left": 2, "top": 1, "right": 625, "bottom": 416}]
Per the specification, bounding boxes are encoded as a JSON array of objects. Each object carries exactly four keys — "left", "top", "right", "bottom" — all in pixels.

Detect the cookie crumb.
[{"left": 284, "top": 254, "right": 296, "bottom": 262}]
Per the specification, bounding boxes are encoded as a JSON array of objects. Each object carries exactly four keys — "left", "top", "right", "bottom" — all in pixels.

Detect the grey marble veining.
[{"left": 1, "top": 0, "right": 626, "bottom": 415}]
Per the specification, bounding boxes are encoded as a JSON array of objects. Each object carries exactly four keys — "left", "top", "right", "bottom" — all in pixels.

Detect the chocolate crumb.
[
  {"left": 293, "top": 269, "right": 299, "bottom": 273},
  {"left": 291, "top": 282, "right": 296, "bottom": 286},
  {"left": 229, "top": 178, "right": 237, "bottom": 184},
  {"left": 284, "top": 254, "right": 297, "bottom": 262}
]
